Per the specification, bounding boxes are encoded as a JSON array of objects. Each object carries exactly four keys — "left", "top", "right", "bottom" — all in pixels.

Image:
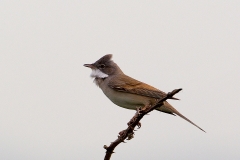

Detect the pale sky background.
[{"left": 1, "top": 1, "right": 240, "bottom": 160}]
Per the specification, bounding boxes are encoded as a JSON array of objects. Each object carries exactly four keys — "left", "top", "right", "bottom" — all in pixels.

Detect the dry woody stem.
[{"left": 103, "top": 88, "right": 182, "bottom": 160}]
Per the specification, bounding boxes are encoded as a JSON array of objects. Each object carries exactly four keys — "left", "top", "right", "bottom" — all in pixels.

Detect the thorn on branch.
[{"left": 103, "top": 145, "right": 108, "bottom": 149}]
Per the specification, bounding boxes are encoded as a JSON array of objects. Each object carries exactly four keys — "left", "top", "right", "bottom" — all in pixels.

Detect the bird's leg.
[
  {"left": 142, "top": 104, "right": 151, "bottom": 111},
  {"left": 126, "top": 107, "right": 143, "bottom": 129},
  {"left": 127, "top": 107, "right": 142, "bottom": 126},
  {"left": 136, "top": 106, "right": 142, "bottom": 115}
]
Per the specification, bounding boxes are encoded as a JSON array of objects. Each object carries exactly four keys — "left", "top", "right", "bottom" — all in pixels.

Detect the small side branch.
[{"left": 103, "top": 88, "right": 182, "bottom": 160}]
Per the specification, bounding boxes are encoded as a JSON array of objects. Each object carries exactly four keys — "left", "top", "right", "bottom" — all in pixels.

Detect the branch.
[{"left": 103, "top": 88, "right": 182, "bottom": 160}]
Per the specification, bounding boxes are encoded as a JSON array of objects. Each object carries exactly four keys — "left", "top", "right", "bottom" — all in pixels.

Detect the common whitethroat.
[{"left": 84, "top": 54, "right": 205, "bottom": 132}]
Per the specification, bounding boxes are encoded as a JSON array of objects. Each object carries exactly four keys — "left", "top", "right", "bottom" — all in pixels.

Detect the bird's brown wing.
[{"left": 108, "top": 75, "right": 167, "bottom": 99}]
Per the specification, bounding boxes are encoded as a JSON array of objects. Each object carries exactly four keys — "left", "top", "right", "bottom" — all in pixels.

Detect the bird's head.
[{"left": 84, "top": 54, "right": 123, "bottom": 78}]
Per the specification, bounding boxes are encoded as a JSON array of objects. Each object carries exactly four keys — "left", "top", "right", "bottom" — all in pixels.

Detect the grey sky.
[{"left": 0, "top": 1, "right": 240, "bottom": 160}]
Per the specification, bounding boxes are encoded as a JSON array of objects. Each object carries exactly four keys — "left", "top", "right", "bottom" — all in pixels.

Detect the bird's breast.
[{"left": 99, "top": 80, "right": 155, "bottom": 110}]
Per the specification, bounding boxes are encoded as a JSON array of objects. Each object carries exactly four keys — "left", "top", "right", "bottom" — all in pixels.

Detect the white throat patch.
[{"left": 90, "top": 69, "right": 109, "bottom": 78}]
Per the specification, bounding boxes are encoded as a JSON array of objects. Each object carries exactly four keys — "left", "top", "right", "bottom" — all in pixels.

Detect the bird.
[{"left": 84, "top": 54, "right": 205, "bottom": 132}]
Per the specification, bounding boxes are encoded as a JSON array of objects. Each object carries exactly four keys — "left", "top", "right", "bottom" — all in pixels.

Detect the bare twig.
[{"left": 103, "top": 88, "right": 182, "bottom": 160}]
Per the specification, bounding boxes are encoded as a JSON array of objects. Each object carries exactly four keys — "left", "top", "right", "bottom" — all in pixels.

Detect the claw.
[{"left": 137, "top": 122, "right": 141, "bottom": 129}]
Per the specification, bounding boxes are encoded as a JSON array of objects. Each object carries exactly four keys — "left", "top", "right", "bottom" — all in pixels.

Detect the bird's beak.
[{"left": 83, "top": 64, "right": 96, "bottom": 69}]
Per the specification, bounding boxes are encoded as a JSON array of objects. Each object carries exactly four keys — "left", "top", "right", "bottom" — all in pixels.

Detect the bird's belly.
[
  {"left": 102, "top": 87, "right": 150, "bottom": 110},
  {"left": 109, "top": 93, "right": 145, "bottom": 110}
]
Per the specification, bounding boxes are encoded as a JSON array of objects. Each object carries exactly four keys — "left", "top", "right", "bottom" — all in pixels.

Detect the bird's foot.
[
  {"left": 127, "top": 117, "right": 136, "bottom": 126},
  {"left": 126, "top": 132, "right": 134, "bottom": 140},
  {"left": 127, "top": 117, "right": 141, "bottom": 129}
]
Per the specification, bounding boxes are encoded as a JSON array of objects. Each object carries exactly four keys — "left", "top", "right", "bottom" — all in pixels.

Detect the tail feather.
[{"left": 156, "top": 101, "right": 206, "bottom": 132}]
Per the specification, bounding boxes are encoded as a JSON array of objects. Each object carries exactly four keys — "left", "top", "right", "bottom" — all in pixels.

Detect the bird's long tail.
[{"left": 156, "top": 101, "right": 206, "bottom": 132}]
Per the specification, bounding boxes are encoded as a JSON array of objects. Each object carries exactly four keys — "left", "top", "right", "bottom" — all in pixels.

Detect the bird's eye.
[{"left": 99, "top": 64, "right": 105, "bottom": 69}]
